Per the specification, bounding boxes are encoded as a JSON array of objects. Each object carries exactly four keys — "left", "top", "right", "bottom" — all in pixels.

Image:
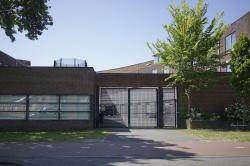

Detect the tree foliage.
[
  {"left": 149, "top": 0, "right": 226, "bottom": 114},
  {"left": 231, "top": 34, "right": 250, "bottom": 98},
  {"left": 224, "top": 102, "right": 250, "bottom": 123},
  {"left": 0, "top": 0, "right": 53, "bottom": 41}
]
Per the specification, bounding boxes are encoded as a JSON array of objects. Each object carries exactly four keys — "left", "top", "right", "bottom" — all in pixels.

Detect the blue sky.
[{"left": 0, "top": 0, "right": 250, "bottom": 71}]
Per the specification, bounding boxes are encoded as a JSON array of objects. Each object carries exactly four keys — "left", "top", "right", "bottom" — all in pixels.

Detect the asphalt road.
[{"left": 0, "top": 129, "right": 250, "bottom": 166}]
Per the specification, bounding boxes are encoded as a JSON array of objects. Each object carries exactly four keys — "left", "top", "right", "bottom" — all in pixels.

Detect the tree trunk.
[{"left": 185, "top": 89, "right": 192, "bottom": 119}]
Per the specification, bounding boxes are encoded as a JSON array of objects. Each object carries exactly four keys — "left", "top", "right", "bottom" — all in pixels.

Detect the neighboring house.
[
  {"left": 99, "top": 11, "right": 250, "bottom": 74},
  {"left": 218, "top": 11, "right": 250, "bottom": 72},
  {"left": 99, "top": 58, "right": 172, "bottom": 74},
  {"left": 0, "top": 51, "right": 30, "bottom": 67}
]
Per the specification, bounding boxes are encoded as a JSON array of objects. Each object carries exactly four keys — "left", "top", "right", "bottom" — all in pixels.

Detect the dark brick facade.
[
  {"left": 0, "top": 120, "right": 93, "bottom": 131},
  {"left": 96, "top": 73, "right": 168, "bottom": 87},
  {"left": 220, "top": 11, "right": 250, "bottom": 54},
  {"left": 0, "top": 69, "right": 249, "bottom": 130},
  {"left": 0, "top": 67, "right": 95, "bottom": 95},
  {"left": 0, "top": 51, "right": 30, "bottom": 67},
  {"left": 97, "top": 73, "right": 249, "bottom": 123}
]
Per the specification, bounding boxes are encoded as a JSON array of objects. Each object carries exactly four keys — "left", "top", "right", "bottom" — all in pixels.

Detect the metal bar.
[
  {"left": 95, "top": 87, "right": 100, "bottom": 128},
  {"left": 128, "top": 88, "right": 130, "bottom": 127},
  {"left": 175, "top": 87, "right": 178, "bottom": 128},
  {"left": 58, "top": 96, "right": 61, "bottom": 120},
  {"left": 158, "top": 87, "right": 163, "bottom": 128},
  {"left": 26, "top": 95, "right": 29, "bottom": 120}
]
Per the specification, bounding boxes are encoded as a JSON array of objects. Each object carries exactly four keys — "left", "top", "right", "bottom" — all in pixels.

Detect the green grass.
[
  {"left": 0, "top": 129, "right": 107, "bottom": 142},
  {"left": 184, "top": 130, "right": 250, "bottom": 142}
]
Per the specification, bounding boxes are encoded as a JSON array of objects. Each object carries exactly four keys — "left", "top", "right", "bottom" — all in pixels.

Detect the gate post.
[
  {"left": 95, "top": 86, "right": 100, "bottom": 128},
  {"left": 128, "top": 88, "right": 131, "bottom": 127},
  {"left": 158, "top": 87, "right": 163, "bottom": 128}
]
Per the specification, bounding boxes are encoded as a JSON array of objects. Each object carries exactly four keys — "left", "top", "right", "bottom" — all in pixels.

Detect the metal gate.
[
  {"left": 130, "top": 88, "right": 157, "bottom": 128},
  {"left": 99, "top": 87, "right": 177, "bottom": 128},
  {"left": 163, "top": 88, "right": 176, "bottom": 128},
  {"left": 99, "top": 88, "right": 128, "bottom": 128}
]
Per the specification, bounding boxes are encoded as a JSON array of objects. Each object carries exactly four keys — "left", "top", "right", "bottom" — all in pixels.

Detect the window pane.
[
  {"left": 60, "top": 112, "right": 89, "bottom": 120},
  {"left": 60, "top": 96, "right": 90, "bottom": 103},
  {"left": 152, "top": 69, "right": 157, "bottom": 74},
  {"left": 164, "top": 67, "right": 170, "bottom": 74},
  {"left": 0, "top": 112, "right": 26, "bottom": 119},
  {"left": 0, "top": 103, "right": 26, "bottom": 111},
  {"left": 226, "top": 64, "right": 232, "bottom": 72},
  {"left": 231, "top": 33, "right": 236, "bottom": 48},
  {"left": 0, "top": 95, "right": 26, "bottom": 103},
  {"left": 29, "top": 112, "right": 58, "bottom": 120},
  {"left": 29, "top": 104, "right": 59, "bottom": 111},
  {"left": 226, "top": 35, "right": 231, "bottom": 51},
  {"left": 60, "top": 104, "right": 90, "bottom": 111},
  {"left": 29, "top": 96, "right": 59, "bottom": 103}
]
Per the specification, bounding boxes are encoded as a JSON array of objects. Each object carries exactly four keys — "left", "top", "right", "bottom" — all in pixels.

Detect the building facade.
[
  {"left": 0, "top": 11, "right": 249, "bottom": 130},
  {"left": 0, "top": 51, "right": 30, "bottom": 67},
  {"left": 0, "top": 64, "right": 244, "bottom": 130}
]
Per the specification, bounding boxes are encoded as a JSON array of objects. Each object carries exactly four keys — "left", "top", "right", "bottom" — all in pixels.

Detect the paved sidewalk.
[{"left": 0, "top": 129, "right": 250, "bottom": 166}]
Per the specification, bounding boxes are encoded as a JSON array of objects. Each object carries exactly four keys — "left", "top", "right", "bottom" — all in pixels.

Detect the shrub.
[
  {"left": 224, "top": 102, "right": 250, "bottom": 123},
  {"left": 184, "top": 107, "right": 221, "bottom": 120}
]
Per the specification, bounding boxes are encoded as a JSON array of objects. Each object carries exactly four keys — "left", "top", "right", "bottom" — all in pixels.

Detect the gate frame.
[
  {"left": 162, "top": 87, "right": 178, "bottom": 128},
  {"left": 98, "top": 87, "right": 177, "bottom": 128}
]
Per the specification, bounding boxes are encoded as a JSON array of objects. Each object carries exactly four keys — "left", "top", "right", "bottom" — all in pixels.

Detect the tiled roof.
[{"left": 98, "top": 60, "right": 157, "bottom": 73}]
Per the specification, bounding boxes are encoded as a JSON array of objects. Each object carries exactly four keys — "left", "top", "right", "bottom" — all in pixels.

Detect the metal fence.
[
  {"left": 54, "top": 58, "right": 87, "bottom": 67},
  {"left": 99, "top": 87, "right": 177, "bottom": 128}
]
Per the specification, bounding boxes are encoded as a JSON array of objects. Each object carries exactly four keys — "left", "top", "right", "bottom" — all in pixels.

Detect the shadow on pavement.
[{"left": 0, "top": 130, "right": 199, "bottom": 166}]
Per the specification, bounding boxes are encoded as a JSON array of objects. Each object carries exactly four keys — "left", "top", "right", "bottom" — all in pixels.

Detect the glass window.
[
  {"left": 152, "top": 69, "right": 157, "bottom": 74},
  {"left": 29, "top": 104, "right": 59, "bottom": 111},
  {"left": 60, "top": 96, "right": 90, "bottom": 103},
  {"left": 225, "top": 32, "right": 236, "bottom": 51},
  {"left": 0, "top": 112, "right": 26, "bottom": 120},
  {"left": 0, "top": 95, "right": 26, "bottom": 103},
  {"left": 29, "top": 95, "right": 59, "bottom": 103},
  {"left": 154, "top": 56, "right": 160, "bottom": 63},
  {"left": 0, "top": 103, "right": 26, "bottom": 111},
  {"left": 0, "top": 95, "right": 26, "bottom": 120},
  {"left": 226, "top": 64, "right": 232, "bottom": 72},
  {"left": 232, "top": 33, "right": 236, "bottom": 47},
  {"left": 164, "top": 66, "right": 170, "bottom": 74},
  {"left": 28, "top": 95, "right": 59, "bottom": 120},
  {"left": 29, "top": 112, "right": 58, "bottom": 120},
  {"left": 60, "top": 112, "right": 90, "bottom": 120},
  {"left": 60, "top": 104, "right": 90, "bottom": 112}
]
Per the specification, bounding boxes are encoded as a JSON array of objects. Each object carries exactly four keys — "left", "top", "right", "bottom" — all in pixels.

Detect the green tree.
[
  {"left": 231, "top": 34, "right": 250, "bottom": 97},
  {"left": 0, "top": 0, "right": 53, "bottom": 41},
  {"left": 149, "top": 0, "right": 226, "bottom": 116},
  {"left": 230, "top": 34, "right": 250, "bottom": 124}
]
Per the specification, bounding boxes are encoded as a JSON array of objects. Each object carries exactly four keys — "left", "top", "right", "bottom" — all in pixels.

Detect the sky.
[{"left": 0, "top": 0, "right": 250, "bottom": 71}]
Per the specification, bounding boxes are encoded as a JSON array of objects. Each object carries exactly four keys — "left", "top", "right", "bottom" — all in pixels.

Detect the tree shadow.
[{"left": 0, "top": 130, "right": 200, "bottom": 166}]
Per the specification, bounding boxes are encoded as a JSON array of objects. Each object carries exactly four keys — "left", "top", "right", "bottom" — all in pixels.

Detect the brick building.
[
  {"left": 0, "top": 11, "right": 249, "bottom": 130},
  {"left": 0, "top": 51, "right": 30, "bottom": 67}
]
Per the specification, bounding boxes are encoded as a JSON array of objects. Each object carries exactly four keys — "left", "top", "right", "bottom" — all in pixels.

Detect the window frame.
[
  {"left": 225, "top": 32, "right": 236, "bottom": 51},
  {"left": 0, "top": 95, "right": 92, "bottom": 120}
]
